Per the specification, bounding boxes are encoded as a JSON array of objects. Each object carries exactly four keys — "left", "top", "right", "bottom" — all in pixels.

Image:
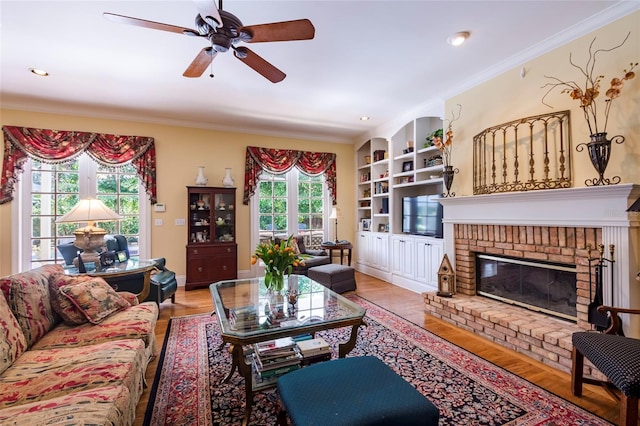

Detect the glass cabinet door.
[{"left": 213, "top": 192, "right": 235, "bottom": 242}]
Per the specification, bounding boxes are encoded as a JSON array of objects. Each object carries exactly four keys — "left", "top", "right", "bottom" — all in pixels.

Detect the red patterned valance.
[
  {"left": 1, "top": 126, "right": 157, "bottom": 204},
  {"left": 243, "top": 146, "right": 337, "bottom": 205}
]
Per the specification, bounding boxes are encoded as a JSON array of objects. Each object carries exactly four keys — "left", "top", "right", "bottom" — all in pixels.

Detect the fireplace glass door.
[{"left": 476, "top": 254, "right": 577, "bottom": 321}]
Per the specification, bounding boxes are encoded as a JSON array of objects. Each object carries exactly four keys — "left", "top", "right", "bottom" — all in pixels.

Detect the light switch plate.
[
  {"left": 175, "top": 218, "right": 186, "bottom": 226},
  {"left": 154, "top": 218, "right": 163, "bottom": 226}
]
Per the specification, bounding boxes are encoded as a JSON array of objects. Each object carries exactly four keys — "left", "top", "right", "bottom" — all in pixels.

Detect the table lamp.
[
  {"left": 56, "top": 198, "right": 122, "bottom": 264},
  {"left": 329, "top": 207, "right": 342, "bottom": 243}
]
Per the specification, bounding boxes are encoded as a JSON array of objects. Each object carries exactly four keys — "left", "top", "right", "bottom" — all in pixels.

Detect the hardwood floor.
[{"left": 134, "top": 271, "right": 622, "bottom": 425}]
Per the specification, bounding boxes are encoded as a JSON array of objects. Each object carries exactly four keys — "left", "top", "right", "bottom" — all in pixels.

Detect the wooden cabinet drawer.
[{"left": 186, "top": 243, "right": 237, "bottom": 289}]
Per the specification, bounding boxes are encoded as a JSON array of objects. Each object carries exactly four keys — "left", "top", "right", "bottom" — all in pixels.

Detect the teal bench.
[{"left": 277, "top": 356, "right": 439, "bottom": 425}]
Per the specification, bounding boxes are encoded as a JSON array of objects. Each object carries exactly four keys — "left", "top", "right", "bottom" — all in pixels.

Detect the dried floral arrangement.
[
  {"left": 542, "top": 32, "right": 637, "bottom": 135},
  {"left": 434, "top": 104, "right": 462, "bottom": 166}
]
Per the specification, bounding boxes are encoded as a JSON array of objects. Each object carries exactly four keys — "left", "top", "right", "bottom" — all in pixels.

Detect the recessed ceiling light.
[
  {"left": 447, "top": 31, "right": 470, "bottom": 47},
  {"left": 360, "top": 116, "right": 370, "bottom": 121},
  {"left": 29, "top": 68, "right": 49, "bottom": 76}
]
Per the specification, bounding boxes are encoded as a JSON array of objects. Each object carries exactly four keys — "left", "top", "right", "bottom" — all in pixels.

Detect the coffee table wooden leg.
[
  {"left": 338, "top": 322, "right": 364, "bottom": 358},
  {"left": 222, "top": 343, "right": 238, "bottom": 383},
  {"left": 232, "top": 344, "right": 255, "bottom": 426}
]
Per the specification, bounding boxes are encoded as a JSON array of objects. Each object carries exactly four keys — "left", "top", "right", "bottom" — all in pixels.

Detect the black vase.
[
  {"left": 576, "top": 132, "right": 624, "bottom": 186},
  {"left": 442, "top": 165, "right": 459, "bottom": 197}
]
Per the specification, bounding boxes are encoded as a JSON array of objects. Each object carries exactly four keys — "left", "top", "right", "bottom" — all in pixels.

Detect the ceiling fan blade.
[
  {"left": 193, "top": 0, "right": 222, "bottom": 28},
  {"left": 103, "top": 12, "right": 198, "bottom": 35},
  {"left": 234, "top": 47, "right": 285, "bottom": 83},
  {"left": 183, "top": 47, "right": 217, "bottom": 77},
  {"left": 241, "top": 19, "right": 315, "bottom": 43}
]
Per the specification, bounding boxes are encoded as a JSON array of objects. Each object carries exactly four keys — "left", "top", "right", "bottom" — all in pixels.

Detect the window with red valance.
[
  {"left": 1, "top": 125, "right": 157, "bottom": 204},
  {"left": 243, "top": 146, "right": 337, "bottom": 205}
]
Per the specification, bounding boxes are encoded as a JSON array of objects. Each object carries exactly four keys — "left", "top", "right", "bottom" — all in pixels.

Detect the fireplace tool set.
[{"left": 586, "top": 243, "right": 620, "bottom": 333}]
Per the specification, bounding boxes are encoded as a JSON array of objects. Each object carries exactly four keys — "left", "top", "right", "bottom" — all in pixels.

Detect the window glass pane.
[
  {"left": 57, "top": 172, "right": 78, "bottom": 193},
  {"left": 120, "top": 176, "right": 138, "bottom": 194},
  {"left": 23, "top": 155, "right": 143, "bottom": 269},
  {"left": 255, "top": 168, "right": 327, "bottom": 250},
  {"left": 97, "top": 174, "right": 117, "bottom": 194}
]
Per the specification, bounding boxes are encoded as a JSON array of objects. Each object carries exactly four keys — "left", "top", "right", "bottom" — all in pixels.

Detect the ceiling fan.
[{"left": 103, "top": 0, "right": 315, "bottom": 83}]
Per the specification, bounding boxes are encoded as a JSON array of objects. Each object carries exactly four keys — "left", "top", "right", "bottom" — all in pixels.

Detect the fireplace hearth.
[{"left": 476, "top": 254, "right": 577, "bottom": 321}]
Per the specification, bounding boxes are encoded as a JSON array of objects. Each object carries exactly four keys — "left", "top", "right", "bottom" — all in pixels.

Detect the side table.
[
  {"left": 63, "top": 259, "right": 156, "bottom": 303},
  {"left": 320, "top": 242, "right": 353, "bottom": 266}
]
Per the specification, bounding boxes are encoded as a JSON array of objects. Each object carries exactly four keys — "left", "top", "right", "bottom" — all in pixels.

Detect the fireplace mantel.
[
  {"left": 439, "top": 184, "right": 640, "bottom": 336},
  {"left": 439, "top": 184, "right": 640, "bottom": 227}
]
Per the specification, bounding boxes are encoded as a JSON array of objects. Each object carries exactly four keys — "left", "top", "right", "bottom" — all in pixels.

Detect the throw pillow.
[
  {"left": 291, "top": 238, "right": 301, "bottom": 255},
  {"left": 49, "top": 274, "right": 96, "bottom": 325},
  {"left": 60, "top": 278, "right": 131, "bottom": 324},
  {"left": 295, "top": 236, "right": 306, "bottom": 254},
  {"left": 0, "top": 293, "right": 27, "bottom": 375},
  {"left": 0, "top": 264, "right": 63, "bottom": 348}
]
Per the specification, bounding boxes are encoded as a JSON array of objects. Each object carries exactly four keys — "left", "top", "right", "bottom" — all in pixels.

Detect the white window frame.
[
  {"left": 11, "top": 155, "right": 150, "bottom": 273},
  {"left": 250, "top": 169, "right": 331, "bottom": 277}
]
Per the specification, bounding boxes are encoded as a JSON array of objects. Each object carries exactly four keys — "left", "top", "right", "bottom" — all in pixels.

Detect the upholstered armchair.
[
  {"left": 147, "top": 257, "right": 177, "bottom": 305},
  {"left": 571, "top": 305, "right": 640, "bottom": 426}
]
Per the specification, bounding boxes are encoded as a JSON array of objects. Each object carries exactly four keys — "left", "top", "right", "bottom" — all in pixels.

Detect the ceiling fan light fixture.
[
  {"left": 29, "top": 68, "right": 49, "bottom": 76},
  {"left": 447, "top": 31, "right": 470, "bottom": 47},
  {"left": 360, "top": 116, "right": 370, "bottom": 121}
]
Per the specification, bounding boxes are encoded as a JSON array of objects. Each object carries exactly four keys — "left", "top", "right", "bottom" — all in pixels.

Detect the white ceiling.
[{"left": 1, "top": 1, "right": 638, "bottom": 144}]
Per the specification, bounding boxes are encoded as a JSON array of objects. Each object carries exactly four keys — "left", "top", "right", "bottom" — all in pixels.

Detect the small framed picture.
[
  {"left": 116, "top": 251, "right": 128, "bottom": 263},
  {"left": 378, "top": 224, "right": 386, "bottom": 232},
  {"left": 402, "top": 161, "right": 413, "bottom": 172},
  {"left": 384, "top": 223, "right": 390, "bottom": 232},
  {"left": 362, "top": 219, "right": 371, "bottom": 231}
]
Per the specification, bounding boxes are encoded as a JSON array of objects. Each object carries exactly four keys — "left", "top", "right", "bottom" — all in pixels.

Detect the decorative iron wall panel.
[{"left": 473, "top": 111, "right": 572, "bottom": 194}]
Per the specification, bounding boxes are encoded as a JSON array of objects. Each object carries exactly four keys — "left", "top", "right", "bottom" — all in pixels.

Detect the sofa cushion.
[
  {"left": 0, "top": 293, "right": 27, "bottom": 376},
  {"left": 60, "top": 278, "right": 131, "bottom": 324},
  {"left": 0, "top": 264, "right": 63, "bottom": 348},
  {"left": 49, "top": 274, "right": 95, "bottom": 325},
  {"left": 0, "top": 384, "right": 134, "bottom": 426},
  {"left": 0, "top": 339, "right": 145, "bottom": 412},
  {"left": 31, "top": 301, "right": 159, "bottom": 355}
]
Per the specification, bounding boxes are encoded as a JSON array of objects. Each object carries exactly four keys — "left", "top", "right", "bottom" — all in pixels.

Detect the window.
[
  {"left": 14, "top": 154, "right": 149, "bottom": 271},
  {"left": 254, "top": 169, "right": 329, "bottom": 254}
]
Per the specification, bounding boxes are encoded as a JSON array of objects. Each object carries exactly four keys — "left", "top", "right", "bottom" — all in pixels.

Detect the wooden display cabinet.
[{"left": 186, "top": 186, "right": 237, "bottom": 290}]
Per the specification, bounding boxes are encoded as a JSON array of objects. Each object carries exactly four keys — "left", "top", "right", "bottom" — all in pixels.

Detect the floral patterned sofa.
[{"left": 0, "top": 264, "right": 159, "bottom": 425}]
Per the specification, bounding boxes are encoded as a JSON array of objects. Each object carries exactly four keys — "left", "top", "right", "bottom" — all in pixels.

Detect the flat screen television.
[{"left": 402, "top": 194, "right": 443, "bottom": 238}]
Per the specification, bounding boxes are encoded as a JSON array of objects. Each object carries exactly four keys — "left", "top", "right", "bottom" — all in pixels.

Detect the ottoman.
[
  {"left": 277, "top": 356, "right": 439, "bottom": 426},
  {"left": 307, "top": 264, "right": 356, "bottom": 293}
]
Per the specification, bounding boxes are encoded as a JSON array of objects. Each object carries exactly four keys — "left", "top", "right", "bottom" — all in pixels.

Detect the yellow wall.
[
  {"left": 0, "top": 109, "right": 355, "bottom": 277},
  {"left": 445, "top": 11, "right": 640, "bottom": 194}
]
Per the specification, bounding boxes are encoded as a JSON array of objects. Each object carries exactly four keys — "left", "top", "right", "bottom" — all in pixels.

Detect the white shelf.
[{"left": 393, "top": 152, "right": 413, "bottom": 161}]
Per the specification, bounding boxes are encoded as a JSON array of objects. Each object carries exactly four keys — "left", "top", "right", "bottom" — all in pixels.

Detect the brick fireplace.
[{"left": 427, "top": 184, "right": 640, "bottom": 373}]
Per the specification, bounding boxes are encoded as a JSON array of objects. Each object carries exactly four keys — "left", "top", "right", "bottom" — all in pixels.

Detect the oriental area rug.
[{"left": 144, "top": 296, "right": 611, "bottom": 425}]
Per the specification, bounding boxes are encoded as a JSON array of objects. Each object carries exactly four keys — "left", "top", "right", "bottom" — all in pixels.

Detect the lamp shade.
[
  {"left": 329, "top": 207, "right": 342, "bottom": 219},
  {"left": 56, "top": 198, "right": 122, "bottom": 224}
]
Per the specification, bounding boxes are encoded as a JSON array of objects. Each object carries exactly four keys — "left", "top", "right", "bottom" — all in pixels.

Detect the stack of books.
[
  {"left": 296, "top": 337, "right": 331, "bottom": 366},
  {"left": 229, "top": 306, "right": 259, "bottom": 331},
  {"left": 252, "top": 337, "right": 302, "bottom": 382}
]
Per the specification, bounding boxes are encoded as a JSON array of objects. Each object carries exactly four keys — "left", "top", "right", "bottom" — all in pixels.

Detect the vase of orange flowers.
[
  {"left": 542, "top": 32, "right": 636, "bottom": 186},
  {"left": 251, "top": 235, "right": 304, "bottom": 293}
]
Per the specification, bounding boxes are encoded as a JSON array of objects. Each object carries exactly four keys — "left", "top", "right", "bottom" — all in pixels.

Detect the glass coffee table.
[{"left": 210, "top": 275, "right": 366, "bottom": 426}]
